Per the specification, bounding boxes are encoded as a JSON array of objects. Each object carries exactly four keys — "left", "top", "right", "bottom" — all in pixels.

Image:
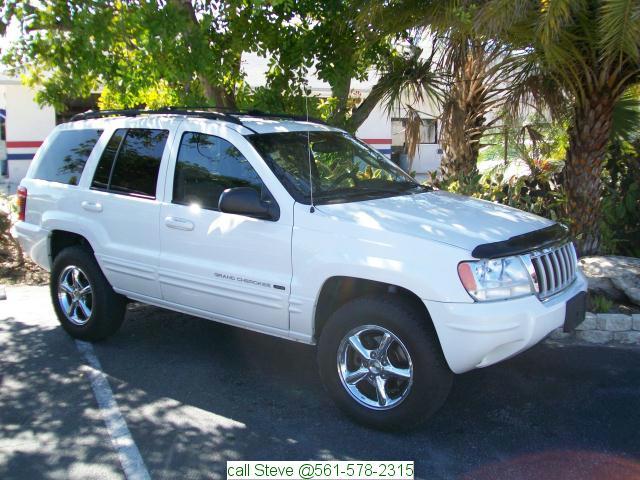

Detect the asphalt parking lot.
[{"left": 1, "top": 286, "right": 639, "bottom": 480}]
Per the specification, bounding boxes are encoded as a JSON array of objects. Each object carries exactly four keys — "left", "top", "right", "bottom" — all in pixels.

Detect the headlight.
[{"left": 457, "top": 256, "right": 535, "bottom": 302}]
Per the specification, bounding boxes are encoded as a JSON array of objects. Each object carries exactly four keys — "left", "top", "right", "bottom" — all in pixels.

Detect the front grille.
[{"left": 524, "top": 242, "right": 577, "bottom": 299}]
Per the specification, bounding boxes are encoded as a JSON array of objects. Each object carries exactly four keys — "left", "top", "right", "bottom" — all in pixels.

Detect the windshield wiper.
[
  {"left": 313, "top": 183, "right": 432, "bottom": 204},
  {"left": 402, "top": 183, "right": 433, "bottom": 193},
  {"left": 314, "top": 187, "right": 364, "bottom": 200},
  {"left": 358, "top": 183, "right": 432, "bottom": 196}
]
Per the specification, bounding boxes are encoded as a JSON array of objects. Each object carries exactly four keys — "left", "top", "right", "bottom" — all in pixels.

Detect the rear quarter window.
[{"left": 33, "top": 129, "right": 103, "bottom": 185}]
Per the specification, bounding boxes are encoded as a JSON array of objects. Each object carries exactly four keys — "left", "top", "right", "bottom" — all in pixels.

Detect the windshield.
[{"left": 248, "top": 131, "right": 429, "bottom": 204}]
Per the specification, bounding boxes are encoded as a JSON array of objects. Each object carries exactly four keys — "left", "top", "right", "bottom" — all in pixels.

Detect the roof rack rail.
[
  {"left": 242, "top": 109, "right": 327, "bottom": 125},
  {"left": 70, "top": 107, "right": 243, "bottom": 125},
  {"left": 157, "top": 105, "right": 327, "bottom": 124},
  {"left": 70, "top": 106, "right": 327, "bottom": 126}
]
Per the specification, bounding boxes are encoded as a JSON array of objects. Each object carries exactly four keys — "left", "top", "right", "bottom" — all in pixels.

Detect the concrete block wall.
[{"left": 550, "top": 313, "right": 640, "bottom": 345}]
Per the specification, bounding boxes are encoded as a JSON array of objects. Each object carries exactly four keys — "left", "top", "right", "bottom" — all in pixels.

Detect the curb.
[{"left": 547, "top": 312, "right": 640, "bottom": 346}]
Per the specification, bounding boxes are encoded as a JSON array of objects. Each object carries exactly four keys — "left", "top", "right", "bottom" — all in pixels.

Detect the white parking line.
[{"left": 76, "top": 340, "right": 151, "bottom": 480}]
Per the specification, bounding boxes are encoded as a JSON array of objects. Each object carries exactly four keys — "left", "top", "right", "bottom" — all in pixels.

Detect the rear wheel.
[
  {"left": 50, "top": 246, "right": 126, "bottom": 341},
  {"left": 318, "top": 295, "right": 452, "bottom": 430}
]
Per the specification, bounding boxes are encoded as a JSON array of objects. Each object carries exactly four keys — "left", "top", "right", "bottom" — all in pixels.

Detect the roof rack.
[
  {"left": 155, "top": 105, "right": 327, "bottom": 125},
  {"left": 241, "top": 109, "right": 327, "bottom": 125},
  {"left": 70, "top": 106, "right": 327, "bottom": 127},
  {"left": 70, "top": 107, "right": 243, "bottom": 125}
]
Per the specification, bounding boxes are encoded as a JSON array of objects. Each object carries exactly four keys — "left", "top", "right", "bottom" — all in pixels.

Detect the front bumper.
[{"left": 424, "top": 271, "right": 588, "bottom": 374}]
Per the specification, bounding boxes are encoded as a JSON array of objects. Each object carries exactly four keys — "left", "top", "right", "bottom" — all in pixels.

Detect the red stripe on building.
[
  {"left": 6, "top": 141, "right": 43, "bottom": 148},
  {"left": 361, "top": 138, "right": 392, "bottom": 145}
]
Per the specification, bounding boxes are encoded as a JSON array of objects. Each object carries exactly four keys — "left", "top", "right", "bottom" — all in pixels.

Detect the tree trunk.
[
  {"left": 438, "top": 42, "right": 497, "bottom": 183},
  {"left": 198, "top": 75, "right": 237, "bottom": 110},
  {"left": 328, "top": 75, "right": 352, "bottom": 128},
  {"left": 344, "top": 75, "right": 391, "bottom": 133},
  {"left": 438, "top": 85, "right": 485, "bottom": 181},
  {"left": 172, "top": 0, "right": 237, "bottom": 110},
  {"left": 565, "top": 95, "right": 615, "bottom": 255}
]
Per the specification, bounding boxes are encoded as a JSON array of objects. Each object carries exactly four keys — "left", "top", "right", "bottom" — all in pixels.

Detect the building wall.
[
  {"left": 0, "top": 81, "right": 56, "bottom": 192},
  {"left": 355, "top": 96, "right": 442, "bottom": 182}
]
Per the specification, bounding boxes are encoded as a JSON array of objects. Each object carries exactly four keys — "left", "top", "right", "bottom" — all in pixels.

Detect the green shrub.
[
  {"left": 600, "top": 139, "right": 640, "bottom": 257},
  {"left": 428, "top": 158, "right": 567, "bottom": 225},
  {"left": 590, "top": 294, "right": 614, "bottom": 314}
]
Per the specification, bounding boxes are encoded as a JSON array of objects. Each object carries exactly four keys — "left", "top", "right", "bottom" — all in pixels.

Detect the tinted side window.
[
  {"left": 91, "top": 129, "right": 125, "bottom": 190},
  {"left": 92, "top": 128, "right": 168, "bottom": 198},
  {"left": 34, "top": 129, "right": 103, "bottom": 185},
  {"left": 173, "top": 132, "right": 264, "bottom": 210}
]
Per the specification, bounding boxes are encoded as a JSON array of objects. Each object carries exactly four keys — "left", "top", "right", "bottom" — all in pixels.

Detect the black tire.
[
  {"left": 317, "top": 294, "right": 453, "bottom": 430},
  {"left": 50, "top": 245, "right": 126, "bottom": 341}
]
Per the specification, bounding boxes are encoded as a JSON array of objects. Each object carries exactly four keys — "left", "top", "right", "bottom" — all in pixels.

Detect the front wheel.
[{"left": 317, "top": 295, "right": 452, "bottom": 430}]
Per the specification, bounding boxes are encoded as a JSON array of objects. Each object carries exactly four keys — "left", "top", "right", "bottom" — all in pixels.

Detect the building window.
[
  {"left": 391, "top": 117, "right": 438, "bottom": 146},
  {"left": 0, "top": 111, "right": 6, "bottom": 141}
]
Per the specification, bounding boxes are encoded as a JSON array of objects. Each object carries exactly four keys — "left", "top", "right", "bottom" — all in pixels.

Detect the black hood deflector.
[{"left": 471, "top": 223, "right": 570, "bottom": 259}]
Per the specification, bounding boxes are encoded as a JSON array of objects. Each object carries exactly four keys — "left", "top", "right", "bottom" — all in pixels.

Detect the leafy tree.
[
  {"left": 1, "top": 0, "right": 427, "bottom": 132},
  {"left": 244, "top": 0, "right": 437, "bottom": 131},
  {"left": 1, "top": 0, "right": 300, "bottom": 110}
]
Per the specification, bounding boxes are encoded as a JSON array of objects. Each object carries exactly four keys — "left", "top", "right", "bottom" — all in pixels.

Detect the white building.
[
  {"left": 0, "top": 72, "right": 442, "bottom": 192},
  {"left": 0, "top": 76, "right": 56, "bottom": 193}
]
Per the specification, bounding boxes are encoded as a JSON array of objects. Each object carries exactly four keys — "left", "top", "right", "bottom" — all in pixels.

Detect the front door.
[{"left": 158, "top": 125, "right": 292, "bottom": 332}]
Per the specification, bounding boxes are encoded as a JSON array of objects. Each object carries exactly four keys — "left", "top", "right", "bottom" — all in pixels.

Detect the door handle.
[
  {"left": 164, "top": 216, "right": 194, "bottom": 231},
  {"left": 81, "top": 201, "right": 102, "bottom": 212}
]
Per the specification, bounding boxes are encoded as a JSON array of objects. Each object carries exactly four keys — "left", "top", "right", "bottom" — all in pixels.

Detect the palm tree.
[
  {"left": 475, "top": 0, "right": 640, "bottom": 254},
  {"left": 362, "top": 2, "right": 517, "bottom": 182},
  {"left": 436, "top": 36, "right": 515, "bottom": 181}
]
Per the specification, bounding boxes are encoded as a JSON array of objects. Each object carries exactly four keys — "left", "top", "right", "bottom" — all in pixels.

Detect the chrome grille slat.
[
  {"left": 533, "top": 256, "right": 547, "bottom": 292},
  {"left": 560, "top": 245, "right": 570, "bottom": 282},
  {"left": 543, "top": 254, "right": 555, "bottom": 292},
  {"left": 551, "top": 251, "right": 562, "bottom": 291},
  {"left": 526, "top": 241, "right": 577, "bottom": 300},
  {"left": 555, "top": 249, "right": 567, "bottom": 286}
]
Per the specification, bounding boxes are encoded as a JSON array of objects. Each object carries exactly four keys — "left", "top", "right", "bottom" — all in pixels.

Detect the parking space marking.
[{"left": 76, "top": 340, "right": 151, "bottom": 480}]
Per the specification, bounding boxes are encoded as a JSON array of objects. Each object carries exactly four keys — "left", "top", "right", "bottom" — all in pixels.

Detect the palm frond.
[
  {"left": 404, "top": 106, "right": 422, "bottom": 168},
  {"left": 504, "top": 54, "right": 569, "bottom": 122},
  {"left": 537, "top": 0, "right": 585, "bottom": 46},
  {"left": 474, "top": 0, "right": 532, "bottom": 40},
  {"left": 611, "top": 86, "right": 640, "bottom": 140},
  {"left": 357, "top": 0, "right": 465, "bottom": 35},
  {"left": 598, "top": 0, "right": 640, "bottom": 63},
  {"left": 376, "top": 47, "right": 443, "bottom": 116}
]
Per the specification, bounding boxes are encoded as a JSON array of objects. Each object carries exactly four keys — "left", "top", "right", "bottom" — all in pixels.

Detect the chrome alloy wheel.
[
  {"left": 57, "top": 265, "right": 93, "bottom": 326},
  {"left": 337, "top": 325, "right": 413, "bottom": 410}
]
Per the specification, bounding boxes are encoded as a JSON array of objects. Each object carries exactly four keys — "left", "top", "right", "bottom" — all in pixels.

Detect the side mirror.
[{"left": 218, "top": 187, "right": 279, "bottom": 221}]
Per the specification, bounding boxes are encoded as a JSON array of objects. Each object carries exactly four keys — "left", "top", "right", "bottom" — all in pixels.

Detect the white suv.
[{"left": 13, "top": 109, "right": 587, "bottom": 429}]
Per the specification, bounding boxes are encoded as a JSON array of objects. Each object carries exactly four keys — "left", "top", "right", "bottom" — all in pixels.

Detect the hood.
[{"left": 317, "top": 190, "right": 554, "bottom": 253}]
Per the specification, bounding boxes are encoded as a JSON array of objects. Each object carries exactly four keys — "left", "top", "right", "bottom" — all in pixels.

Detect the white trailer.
[{"left": 0, "top": 76, "right": 56, "bottom": 194}]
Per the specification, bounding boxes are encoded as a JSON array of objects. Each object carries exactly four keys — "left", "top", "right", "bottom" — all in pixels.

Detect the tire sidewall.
[
  {"left": 50, "top": 246, "right": 124, "bottom": 340},
  {"left": 318, "top": 296, "right": 452, "bottom": 430}
]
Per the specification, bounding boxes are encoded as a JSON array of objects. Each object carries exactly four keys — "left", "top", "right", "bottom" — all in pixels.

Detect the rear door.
[
  {"left": 158, "top": 121, "right": 293, "bottom": 333},
  {"left": 82, "top": 118, "right": 177, "bottom": 299}
]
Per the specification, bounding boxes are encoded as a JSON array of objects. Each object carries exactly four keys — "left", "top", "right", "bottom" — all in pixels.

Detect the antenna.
[{"left": 305, "top": 95, "right": 315, "bottom": 213}]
